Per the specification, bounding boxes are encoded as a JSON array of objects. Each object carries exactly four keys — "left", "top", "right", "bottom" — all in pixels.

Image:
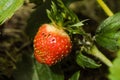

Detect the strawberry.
[{"left": 33, "top": 24, "right": 72, "bottom": 66}]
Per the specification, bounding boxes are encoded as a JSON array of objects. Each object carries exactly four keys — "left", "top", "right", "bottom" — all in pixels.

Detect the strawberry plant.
[
  {"left": 32, "top": 0, "right": 112, "bottom": 68},
  {"left": 1, "top": 0, "right": 120, "bottom": 80}
]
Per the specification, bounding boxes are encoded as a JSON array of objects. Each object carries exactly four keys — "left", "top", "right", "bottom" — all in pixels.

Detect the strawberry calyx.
[{"left": 46, "top": 0, "right": 85, "bottom": 35}]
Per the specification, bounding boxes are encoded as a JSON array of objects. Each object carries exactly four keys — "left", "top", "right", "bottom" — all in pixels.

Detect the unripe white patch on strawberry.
[{"left": 46, "top": 24, "right": 70, "bottom": 37}]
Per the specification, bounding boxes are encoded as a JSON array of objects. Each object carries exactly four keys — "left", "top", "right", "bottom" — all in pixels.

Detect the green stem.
[
  {"left": 89, "top": 45, "right": 113, "bottom": 67},
  {"left": 97, "top": 0, "right": 114, "bottom": 16}
]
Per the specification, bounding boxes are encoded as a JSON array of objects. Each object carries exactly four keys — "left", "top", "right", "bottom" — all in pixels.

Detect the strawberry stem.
[
  {"left": 89, "top": 45, "right": 113, "bottom": 67},
  {"left": 97, "top": 0, "right": 114, "bottom": 16}
]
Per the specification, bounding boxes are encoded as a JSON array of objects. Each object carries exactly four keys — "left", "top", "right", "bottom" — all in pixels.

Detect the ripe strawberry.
[{"left": 33, "top": 24, "right": 72, "bottom": 66}]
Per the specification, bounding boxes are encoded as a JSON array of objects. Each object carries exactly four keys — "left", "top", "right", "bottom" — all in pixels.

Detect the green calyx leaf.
[
  {"left": 0, "top": 0, "right": 24, "bottom": 25},
  {"left": 76, "top": 52, "right": 101, "bottom": 69},
  {"left": 47, "top": 0, "right": 79, "bottom": 25},
  {"left": 109, "top": 51, "right": 120, "bottom": 80},
  {"left": 95, "top": 12, "right": 120, "bottom": 52},
  {"left": 69, "top": 71, "right": 80, "bottom": 80},
  {"left": 70, "top": 22, "right": 84, "bottom": 28},
  {"left": 46, "top": 0, "right": 85, "bottom": 34}
]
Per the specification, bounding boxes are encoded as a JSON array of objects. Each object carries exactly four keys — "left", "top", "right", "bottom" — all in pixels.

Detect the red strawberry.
[{"left": 33, "top": 24, "right": 72, "bottom": 66}]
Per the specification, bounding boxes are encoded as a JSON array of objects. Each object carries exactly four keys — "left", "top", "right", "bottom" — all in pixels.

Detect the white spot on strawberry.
[{"left": 50, "top": 37, "right": 56, "bottom": 43}]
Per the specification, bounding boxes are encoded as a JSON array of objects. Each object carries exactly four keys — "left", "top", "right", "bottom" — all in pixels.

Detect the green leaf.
[
  {"left": 13, "top": 54, "right": 35, "bottom": 80},
  {"left": 0, "top": 0, "right": 24, "bottom": 25},
  {"left": 95, "top": 12, "right": 120, "bottom": 51},
  {"left": 46, "top": 0, "right": 82, "bottom": 26},
  {"left": 69, "top": 71, "right": 80, "bottom": 80},
  {"left": 33, "top": 62, "right": 64, "bottom": 80},
  {"left": 70, "top": 22, "right": 84, "bottom": 27},
  {"left": 76, "top": 52, "right": 101, "bottom": 68},
  {"left": 13, "top": 53, "right": 64, "bottom": 80},
  {"left": 96, "top": 13, "right": 120, "bottom": 33},
  {"left": 109, "top": 51, "right": 120, "bottom": 80},
  {"left": 26, "top": 1, "right": 51, "bottom": 39}
]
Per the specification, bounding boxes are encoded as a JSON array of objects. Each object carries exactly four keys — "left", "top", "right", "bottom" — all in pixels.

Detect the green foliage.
[
  {"left": 95, "top": 12, "right": 120, "bottom": 52},
  {"left": 0, "top": 0, "right": 24, "bottom": 25},
  {"left": 26, "top": 0, "right": 51, "bottom": 39},
  {"left": 76, "top": 52, "right": 101, "bottom": 68},
  {"left": 13, "top": 53, "right": 64, "bottom": 80},
  {"left": 46, "top": 0, "right": 86, "bottom": 37},
  {"left": 69, "top": 71, "right": 80, "bottom": 80},
  {"left": 109, "top": 51, "right": 120, "bottom": 80},
  {"left": 13, "top": 53, "right": 81, "bottom": 80},
  {"left": 46, "top": 0, "right": 80, "bottom": 26}
]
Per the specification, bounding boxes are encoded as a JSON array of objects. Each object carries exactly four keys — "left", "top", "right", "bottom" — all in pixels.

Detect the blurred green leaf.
[
  {"left": 76, "top": 52, "right": 101, "bottom": 68},
  {"left": 95, "top": 12, "right": 120, "bottom": 52},
  {"left": 70, "top": 22, "right": 84, "bottom": 27},
  {"left": 13, "top": 53, "right": 34, "bottom": 80},
  {"left": 69, "top": 71, "right": 80, "bottom": 80},
  {"left": 0, "top": 0, "right": 24, "bottom": 25},
  {"left": 26, "top": 1, "right": 51, "bottom": 39},
  {"left": 34, "top": 62, "right": 64, "bottom": 80},
  {"left": 13, "top": 53, "right": 64, "bottom": 80},
  {"left": 109, "top": 51, "right": 120, "bottom": 80}
]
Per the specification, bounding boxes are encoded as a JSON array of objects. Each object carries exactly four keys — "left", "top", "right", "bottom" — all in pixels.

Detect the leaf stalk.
[{"left": 89, "top": 45, "right": 113, "bottom": 67}]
